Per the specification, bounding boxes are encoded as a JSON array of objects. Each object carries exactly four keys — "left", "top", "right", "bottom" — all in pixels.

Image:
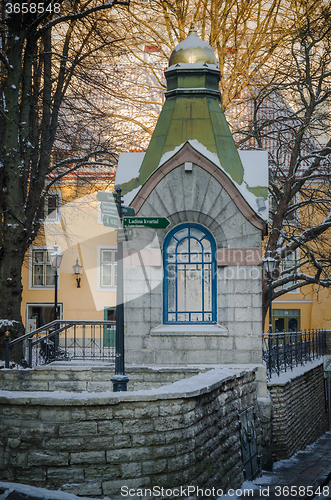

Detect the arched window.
[{"left": 163, "top": 223, "right": 217, "bottom": 324}]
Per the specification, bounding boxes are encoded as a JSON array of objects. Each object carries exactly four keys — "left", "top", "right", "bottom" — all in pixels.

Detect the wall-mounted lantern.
[{"left": 73, "top": 258, "right": 82, "bottom": 288}]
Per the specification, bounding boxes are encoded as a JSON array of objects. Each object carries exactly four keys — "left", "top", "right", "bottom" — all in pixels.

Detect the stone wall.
[
  {"left": 268, "top": 362, "right": 328, "bottom": 461},
  {"left": 0, "top": 367, "right": 259, "bottom": 499},
  {"left": 325, "top": 330, "right": 331, "bottom": 355},
  {"left": 0, "top": 364, "right": 207, "bottom": 392},
  {"left": 123, "top": 162, "right": 263, "bottom": 367}
]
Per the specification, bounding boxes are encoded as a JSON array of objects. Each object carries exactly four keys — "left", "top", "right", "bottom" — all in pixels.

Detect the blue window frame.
[{"left": 163, "top": 223, "right": 217, "bottom": 324}]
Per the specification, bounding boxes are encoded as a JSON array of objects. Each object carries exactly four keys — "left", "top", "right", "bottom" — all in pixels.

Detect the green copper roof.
[
  {"left": 119, "top": 31, "right": 245, "bottom": 196},
  {"left": 138, "top": 90, "right": 244, "bottom": 185}
]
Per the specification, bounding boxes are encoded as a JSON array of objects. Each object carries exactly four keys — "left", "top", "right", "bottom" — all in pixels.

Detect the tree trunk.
[
  {"left": 262, "top": 279, "right": 270, "bottom": 332},
  {"left": 0, "top": 239, "right": 25, "bottom": 360}
]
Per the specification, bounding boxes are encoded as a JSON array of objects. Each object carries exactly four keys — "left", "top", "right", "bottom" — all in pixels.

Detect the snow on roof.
[
  {"left": 116, "top": 141, "right": 269, "bottom": 219},
  {"left": 115, "top": 152, "right": 145, "bottom": 185},
  {"left": 174, "top": 35, "right": 211, "bottom": 50},
  {"left": 123, "top": 186, "right": 141, "bottom": 206},
  {"left": 239, "top": 150, "right": 269, "bottom": 187},
  {"left": 166, "top": 62, "right": 219, "bottom": 71}
]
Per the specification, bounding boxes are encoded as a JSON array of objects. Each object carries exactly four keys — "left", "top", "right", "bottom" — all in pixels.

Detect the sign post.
[
  {"left": 102, "top": 215, "right": 120, "bottom": 228},
  {"left": 111, "top": 187, "right": 129, "bottom": 392},
  {"left": 101, "top": 201, "right": 118, "bottom": 216},
  {"left": 117, "top": 228, "right": 133, "bottom": 242},
  {"left": 97, "top": 191, "right": 115, "bottom": 202}
]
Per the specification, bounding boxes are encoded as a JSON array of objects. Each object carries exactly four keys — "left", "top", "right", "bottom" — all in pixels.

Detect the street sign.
[
  {"left": 117, "top": 228, "right": 133, "bottom": 242},
  {"left": 97, "top": 191, "right": 116, "bottom": 202},
  {"left": 98, "top": 192, "right": 135, "bottom": 217},
  {"left": 123, "top": 217, "right": 170, "bottom": 229},
  {"left": 101, "top": 201, "right": 118, "bottom": 216},
  {"left": 103, "top": 215, "right": 120, "bottom": 228},
  {"left": 122, "top": 206, "right": 135, "bottom": 217}
]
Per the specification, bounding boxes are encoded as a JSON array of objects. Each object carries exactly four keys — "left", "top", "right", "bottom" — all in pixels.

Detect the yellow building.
[
  {"left": 263, "top": 227, "right": 331, "bottom": 333},
  {"left": 21, "top": 184, "right": 118, "bottom": 331},
  {"left": 265, "top": 286, "right": 331, "bottom": 333},
  {"left": 23, "top": 185, "right": 331, "bottom": 335}
]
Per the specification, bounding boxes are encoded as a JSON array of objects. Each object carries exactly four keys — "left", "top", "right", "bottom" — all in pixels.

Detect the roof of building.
[
  {"left": 116, "top": 144, "right": 268, "bottom": 220},
  {"left": 115, "top": 29, "right": 268, "bottom": 220},
  {"left": 168, "top": 26, "right": 218, "bottom": 66}
]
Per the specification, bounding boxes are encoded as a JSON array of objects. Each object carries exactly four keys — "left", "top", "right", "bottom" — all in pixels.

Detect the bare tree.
[
  {"left": 0, "top": 0, "right": 129, "bottom": 351},
  {"left": 81, "top": 0, "right": 291, "bottom": 146},
  {"left": 233, "top": 0, "right": 331, "bottom": 326}
]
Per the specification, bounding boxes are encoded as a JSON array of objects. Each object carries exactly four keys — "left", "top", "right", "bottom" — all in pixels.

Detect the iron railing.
[
  {"left": 5, "top": 320, "right": 116, "bottom": 368},
  {"left": 263, "top": 329, "right": 326, "bottom": 379}
]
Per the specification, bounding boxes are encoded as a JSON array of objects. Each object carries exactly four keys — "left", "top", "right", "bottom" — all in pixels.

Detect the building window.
[
  {"left": 44, "top": 192, "right": 61, "bottom": 223},
  {"left": 26, "top": 303, "right": 63, "bottom": 331},
  {"left": 99, "top": 248, "right": 117, "bottom": 289},
  {"left": 272, "top": 309, "right": 300, "bottom": 332},
  {"left": 277, "top": 249, "right": 300, "bottom": 291},
  {"left": 163, "top": 223, "right": 217, "bottom": 324},
  {"left": 30, "top": 248, "right": 54, "bottom": 288}
]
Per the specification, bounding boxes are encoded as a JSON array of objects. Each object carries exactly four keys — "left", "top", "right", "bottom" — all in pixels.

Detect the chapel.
[{"left": 115, "top": 27, "right": 268, "bottom": 366}]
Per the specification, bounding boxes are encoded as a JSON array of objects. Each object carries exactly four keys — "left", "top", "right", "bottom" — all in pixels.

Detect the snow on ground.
[
  {"left": 268, "top": 358, "right": 323, "bottom": 384},
  {"left": 217, "top": 432, "right": 331, "bottom": 499},
  {"left": 0, "top": 481, "right": 111, "bottom": 500}
]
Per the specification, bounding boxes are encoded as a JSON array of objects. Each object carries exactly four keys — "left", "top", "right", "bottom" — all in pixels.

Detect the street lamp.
[
  {"left": 111, "top": 187, "right": 129, "bottom": 392},
  {"left": 73, "top": 258, "right": 82, "bottom": 288},
  {"left": 49, "top": 244, "right": 63, "bottom": 358},
  {"left": 262, "top": 250, "right": 277, "bottom": 333}
]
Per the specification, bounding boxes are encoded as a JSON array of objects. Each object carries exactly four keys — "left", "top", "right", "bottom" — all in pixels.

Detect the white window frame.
[
  {"left": 43, "top": 191, "right": 62, "bottom": 224},
  {"left": 97, "top": 246, "right": 117, "bottom": 291},
  {"left": 278, "top": 248, "right": 300, "bottom": 293},
  {"left": 25, "top": 302, "right": 63, "bottom": 331},
  {"left": 29, "top": 246, "right": 61, "bottom": 290}
]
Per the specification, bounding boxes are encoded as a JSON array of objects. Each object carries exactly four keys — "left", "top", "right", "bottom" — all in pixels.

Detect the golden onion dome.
[{"left": 168, "top": 26, "right": 218, "bottom": 67}]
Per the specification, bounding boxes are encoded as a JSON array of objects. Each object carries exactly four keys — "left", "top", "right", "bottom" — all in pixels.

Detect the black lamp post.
[
  {"left": 111, "top": 187, "right": 129, "bottom": 392},
  {"left": 262, "top": 250, "right": 277, "bottom": 333},
  {"left": 49, "top": 244, "right": 63, "bottom": 357},
  {"left": 73, "top": 258, "right": 82, "bottom": 288}
]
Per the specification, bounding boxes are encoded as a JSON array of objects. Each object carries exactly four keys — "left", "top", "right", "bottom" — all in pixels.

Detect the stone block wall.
[
  {"left": 0, "top": 367, "right": 260, "bottom": 499},
  {"left": 0, "top": 365, "right": 208, "bottom": 392},
  {"left": 123, "top": 162, "right": 263, "bottom": 367},
  {"left": 325, "top": 330, "right": 331, "bottom": 355},
  {"left": 268, "top": 363, "right": 327, "bottom": 461}
]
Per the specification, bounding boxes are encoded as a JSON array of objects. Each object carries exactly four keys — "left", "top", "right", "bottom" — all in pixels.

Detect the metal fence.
[
  {"left": 5, "top": 320, "right": 116, "bottom": 368},
  {"left": 262, "top": 329, "right": 326, "bottom": 379}
]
